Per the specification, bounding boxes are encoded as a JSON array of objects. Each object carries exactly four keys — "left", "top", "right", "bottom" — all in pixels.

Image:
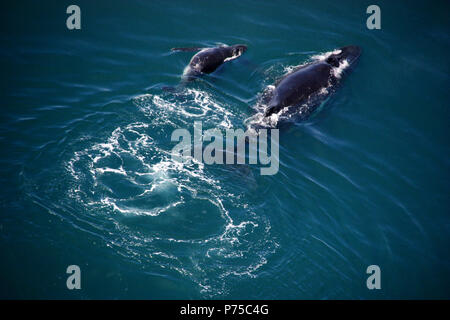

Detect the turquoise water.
[{"left": 0, "top": 0, "right": 449, "bottom": 299}]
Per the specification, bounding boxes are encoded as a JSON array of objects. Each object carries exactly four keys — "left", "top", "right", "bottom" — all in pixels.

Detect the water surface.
[{"left": 0, "top": 0, "right": 449, "bottom": 299}]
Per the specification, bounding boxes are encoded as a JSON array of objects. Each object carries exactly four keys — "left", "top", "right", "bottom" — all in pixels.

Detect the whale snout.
[
  {"left": 339, "top": 45, "right": 362, "bottom": 64},
  {"left": 235, "top": 44, "right": 247, "bottom": 54},
  {"left": 341, "top": 45, "right": 361, "bottom": 56}
]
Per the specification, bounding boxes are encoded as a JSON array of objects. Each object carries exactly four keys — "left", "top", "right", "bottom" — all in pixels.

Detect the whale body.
[
  {"left": 172, "top": 44, "right": 247, "bottom": 81},
  {"left": 263, "top": 45, "right": 361, "bottom": 119}
]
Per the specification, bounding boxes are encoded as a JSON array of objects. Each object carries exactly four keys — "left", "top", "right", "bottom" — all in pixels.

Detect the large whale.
[
  {"left": 172, "top": 44, "right": 247, "bottom": 80},
  {"left": 261, "top": 45, "right": 361, "bottom": 120}
]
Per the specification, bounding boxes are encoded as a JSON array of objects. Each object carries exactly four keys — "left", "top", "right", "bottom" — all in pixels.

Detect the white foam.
[
  {"left": 311, "top": 49, "right": 342, "bottom": 61},
  {"left": 135, "top": 89, "right": 234, "bottom": 129},
  {"left": 332, "top": 59, "right": 350, "bottom": 79},
  {"left": 223, "top": 50, "right": 243, "bottom": 62},
  {"left": 65, "top": 88, "right": 278, "bottom": 297}
]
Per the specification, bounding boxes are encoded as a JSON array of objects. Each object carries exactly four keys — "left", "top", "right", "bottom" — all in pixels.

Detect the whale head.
[
  {"left": 231, "top": 44, "right": 247, "bottom": 57},
  {"left": 326, "top": 45, "right": 361, "bottom": 67}
]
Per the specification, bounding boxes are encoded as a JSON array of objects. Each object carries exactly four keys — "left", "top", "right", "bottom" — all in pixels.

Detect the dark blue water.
[{"left": 0, "top": 0, "right": 449, "bottom": 299}]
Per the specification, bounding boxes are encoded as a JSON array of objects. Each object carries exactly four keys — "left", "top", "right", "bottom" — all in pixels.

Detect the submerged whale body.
[
  {"left": 172, "top": 44, "right": 248, "bottom": 81},
  {"left": 262, "top": 45, "right": 361, "bottom": 119}
]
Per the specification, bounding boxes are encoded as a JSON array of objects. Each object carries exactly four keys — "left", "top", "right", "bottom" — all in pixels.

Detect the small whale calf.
[{"left": 172, "top": 44, "right": 247, "bottom": 80}]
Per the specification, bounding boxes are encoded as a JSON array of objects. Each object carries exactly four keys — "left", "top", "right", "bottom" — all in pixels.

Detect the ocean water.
[{"left": 0, "top": 0, "right": 449, "bottom": 299}]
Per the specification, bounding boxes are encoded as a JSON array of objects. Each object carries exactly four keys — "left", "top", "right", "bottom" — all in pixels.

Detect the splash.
[
  {"left": 224, "top": 50, "right": 244, "bottom": 62},
  {"left": 65, "top": 88, "right": 278, "bottom": 297},
  {"left": 332, "top": 59, "right": 350, "bottom": 79}
]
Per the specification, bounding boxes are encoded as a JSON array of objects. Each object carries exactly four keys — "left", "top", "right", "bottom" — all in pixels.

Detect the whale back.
[
  {"left": 189, "top": 47, "right": 230, "bottom": 74},
  {"left": 265, "top": 62, "right": 332, "bottom": 116}
]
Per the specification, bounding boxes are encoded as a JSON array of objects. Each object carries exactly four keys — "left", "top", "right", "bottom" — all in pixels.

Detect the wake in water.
[{"left": 65, "top": 88, "right": 278, "bottom": 297}]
